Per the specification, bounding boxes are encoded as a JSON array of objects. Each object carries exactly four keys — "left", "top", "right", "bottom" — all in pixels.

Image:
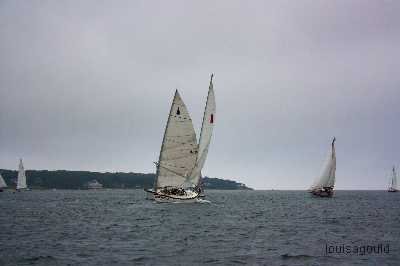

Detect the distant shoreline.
[{"left": 0, "top": 169, "right": 252, "bottom": 190}]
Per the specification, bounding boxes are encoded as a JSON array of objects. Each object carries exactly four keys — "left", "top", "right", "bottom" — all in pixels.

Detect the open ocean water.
[{"left": 0, "top": 190, "right": 399, "bottom": 266}]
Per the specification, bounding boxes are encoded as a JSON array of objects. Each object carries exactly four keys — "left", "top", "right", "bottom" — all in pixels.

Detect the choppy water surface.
[{"left": 0, "top": 190, "right": 399, "bottom": 265}]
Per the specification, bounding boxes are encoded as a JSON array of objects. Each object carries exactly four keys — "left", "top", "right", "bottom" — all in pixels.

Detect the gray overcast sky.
[{"left": 1, "top": 0, "right": 399, "bottom": 189}]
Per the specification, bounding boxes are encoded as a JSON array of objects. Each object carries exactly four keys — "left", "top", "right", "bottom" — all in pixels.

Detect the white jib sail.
[
  {"left": 155, "top": 90, "right": 198, "bottom": 189},
  {"left": 17, "top": 159, "right": 27, "bottom": 190},
  {"left": 390, "top": 166, "right": 398, "bottom": 190},
  {"left": 188, "top": 74, "right": 216, "bottom": 186},
  {"left": 0, "top": 174, "right": 7, "bottom": 188},
  {"left": 310, "top": 138, "right": 336, "bottom": 190}
]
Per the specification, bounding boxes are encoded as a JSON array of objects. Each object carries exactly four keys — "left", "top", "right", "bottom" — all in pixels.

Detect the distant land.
[{"left": 0, "top": 169, "right": 252, "bottom": 190}]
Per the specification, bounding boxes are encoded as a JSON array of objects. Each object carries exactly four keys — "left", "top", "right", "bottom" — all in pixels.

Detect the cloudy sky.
[{"left": 1, "top": 0, "right": 399, "bottom": 189}]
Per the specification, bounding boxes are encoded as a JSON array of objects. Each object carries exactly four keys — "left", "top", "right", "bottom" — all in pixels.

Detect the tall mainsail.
[
  {"left": 310, "top": 138, "right": 336, "bottom": 190},
  {"left": 0, "top": 174, "right": 7, "bottom": 188},
  {"left": 155, "top": 90, "right": 198, "bottom": 189},
  {"left": 16, "top": 159, "right": 27, "bottom": 190},
  {"left": 188, "top": 74, "right": 216, "bottom": 186},
  {"left": 389, "top": 166, "right": 398, "bottom": 191}
]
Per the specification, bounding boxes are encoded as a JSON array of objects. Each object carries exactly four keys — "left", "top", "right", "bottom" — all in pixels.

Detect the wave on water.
[
  {"left": 280, "top": 253, "right": 314, "bottom": 260},
  {"left": 169, "top": 198, "right": 212, "bottom": 204},
  {"left": 2, "top": 190, "right": 399, "bottom": 266},
  {"left": 196, "top": 198, "right": 211, "bottom": 204},
  {"left": 24, "top": 255, "right": 56, "bottom": 262}
]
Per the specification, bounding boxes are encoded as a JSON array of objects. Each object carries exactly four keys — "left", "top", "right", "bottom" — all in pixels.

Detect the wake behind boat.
[
  {"left": 309, "top": 137, "right": 336, "bottom": 197},
  {"left": 145, "top": 74, "right": 216, "bottom": 203},
  {"left": 388, "top": 166, "right": 398, "bottom": 192}
]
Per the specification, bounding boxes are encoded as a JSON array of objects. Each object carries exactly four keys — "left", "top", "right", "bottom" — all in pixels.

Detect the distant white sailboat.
[
  {"left": 388, "top": 166, "right": 398, "bottom": 192},
  {"left": 309, "top": 137, "right": 336, "bottom": 197},
  {"left": 145, "top": 74, "right": 216, "bottom": 202},
  {"left": 0, "top": 173, "right": 7, "bottom": 192},
  {"left": 16, "top": 159, "right": 28, "bottom": 191},
  {"left": 86, "top": 179, "right": 104, "bottom": 189}
]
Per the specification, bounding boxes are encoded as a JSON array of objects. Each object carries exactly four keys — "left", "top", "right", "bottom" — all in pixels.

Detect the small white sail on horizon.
[
  {"left": 0, "top": 174, "right": 7, "bottom": 188},
  {"left": 309, "top": 138, "right": 336, "bottom": 197},
  {"left": 16, "top": 159, "right": 28, "bottom": 190},
  {"left": 388, "top": 166, "right": 398, "bottom": 192}
]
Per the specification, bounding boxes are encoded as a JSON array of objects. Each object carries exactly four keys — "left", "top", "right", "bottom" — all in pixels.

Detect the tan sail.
[{"left": 155, "top": 90, "right": 198, "bottom": 189}]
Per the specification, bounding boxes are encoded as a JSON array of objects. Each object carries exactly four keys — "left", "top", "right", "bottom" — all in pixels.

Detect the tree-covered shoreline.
[{"left": 0, "top": 169, "right": 252, "bottom": 190}]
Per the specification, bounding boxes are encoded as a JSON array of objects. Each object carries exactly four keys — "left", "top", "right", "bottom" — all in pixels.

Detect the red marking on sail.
[{"left": 210, "top": 114, "right": 214, "bottom": 123}]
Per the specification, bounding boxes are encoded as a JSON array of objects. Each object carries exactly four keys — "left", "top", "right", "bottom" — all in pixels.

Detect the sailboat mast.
[{"left": 392, "top": 166, "right": 396, "bottom": 188}]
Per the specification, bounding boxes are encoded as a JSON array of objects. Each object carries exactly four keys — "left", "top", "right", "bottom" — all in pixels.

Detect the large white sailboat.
[
  {"left": 16, "top": 159, "right": 28, "bottom": 191},
  {"left": 0, "top": 173, "right": 7, "bottom": 192},
  {"left": 309, "top": 137, "right": 336, "bottom": 197},
  {"left": 388, "top": 166, "right": 398, "bottom": 192},
  {"left": 146, "top": 74, "right": 216, "bottom": 203}
]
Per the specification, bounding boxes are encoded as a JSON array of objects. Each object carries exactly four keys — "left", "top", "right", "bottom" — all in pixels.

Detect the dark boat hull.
[
  {"left": 310, "top": 188, "right": 334, "bottom": 197},
  {"left": 144, "top": 188, "right": 200, "bottom": 203}
]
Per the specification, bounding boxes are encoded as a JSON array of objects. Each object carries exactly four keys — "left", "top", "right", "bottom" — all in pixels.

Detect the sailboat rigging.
[{"left": 145, "top": 74, "right": 216, "bottom": 203}]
